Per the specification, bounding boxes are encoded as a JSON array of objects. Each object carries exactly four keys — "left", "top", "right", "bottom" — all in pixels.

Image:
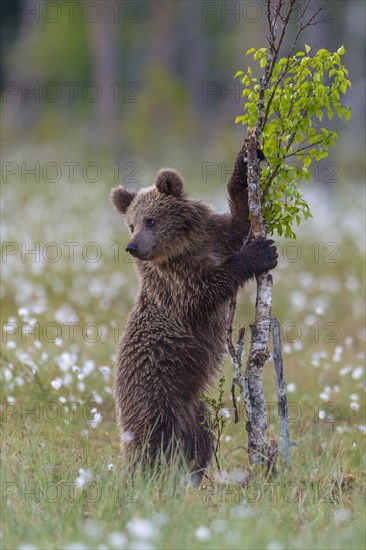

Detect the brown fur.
[{"left": 111, "top": 144, "right": 277, "bottom": 484}]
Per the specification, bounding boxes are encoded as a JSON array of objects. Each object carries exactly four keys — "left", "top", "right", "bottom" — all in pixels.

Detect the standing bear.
[{"left": 111, "top": 143, "right": 277, "bottom": 484}]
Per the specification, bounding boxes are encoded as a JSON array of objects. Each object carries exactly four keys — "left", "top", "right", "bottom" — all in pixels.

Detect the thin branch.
[
  {"left": 231, "top": 379, "right": 239, "bottom": 424},
  {"left": 261, "top": 0, "right": 325, "bottom": 132},
  {"left": 283, "top": 138, "right": 324, "bottom": 158},
  {"left": 272, "top": 318, "right": 290, "bottom": 466},
  {"left": 226, "top": 296, "right": 237, "bottom": 358}
]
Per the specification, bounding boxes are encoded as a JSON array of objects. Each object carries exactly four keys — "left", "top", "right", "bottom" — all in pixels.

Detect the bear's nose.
[{"left": 125, "top": 243, "right": 138, "bottom": 255}]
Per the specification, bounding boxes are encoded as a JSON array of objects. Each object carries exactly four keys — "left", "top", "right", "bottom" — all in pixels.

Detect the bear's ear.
[
  {"left": 110, "top": 186, "right": 136, "bottom": 214},
  {"left": 155, "top": 169, "right": 184, "bottom": 197}
]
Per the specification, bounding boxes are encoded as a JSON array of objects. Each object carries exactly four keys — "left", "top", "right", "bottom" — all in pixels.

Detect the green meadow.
[{"left": 1, "top": 159, "right": 365, "bottom": 550}]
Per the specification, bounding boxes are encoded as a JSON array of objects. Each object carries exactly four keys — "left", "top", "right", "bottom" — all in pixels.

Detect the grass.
[{"left": 0, "top": 161, "right": 365, "bottom": 550}]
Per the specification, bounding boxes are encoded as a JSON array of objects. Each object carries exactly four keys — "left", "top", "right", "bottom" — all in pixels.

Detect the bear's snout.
[{"left": 125, "top": 242, "right": 138, "bottom": 256}]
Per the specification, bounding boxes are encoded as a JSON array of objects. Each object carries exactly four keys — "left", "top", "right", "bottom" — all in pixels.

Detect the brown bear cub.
[{"left": 111, "top": 143, "right": 277, "bottom": 485}]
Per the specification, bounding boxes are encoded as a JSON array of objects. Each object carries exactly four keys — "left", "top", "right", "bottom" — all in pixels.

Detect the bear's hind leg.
[{"left": 189, "top": 401, "right": 213, "bottom": 487}]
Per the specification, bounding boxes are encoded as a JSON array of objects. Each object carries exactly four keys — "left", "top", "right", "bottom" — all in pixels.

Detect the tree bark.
[
  {"left": 272, "top": 318, "right": 290, "bottom": 465},
  {"left": 244, "top": 127, "right": 273, "bottom": 465}
]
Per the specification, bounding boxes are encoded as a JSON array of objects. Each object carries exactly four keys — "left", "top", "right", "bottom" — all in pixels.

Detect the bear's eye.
[
  {"left": 129, "top": 224, "right": 134, "bottom": 233},
  {"left": 146, "top": 218, "right": 156, "bottom": 227}
]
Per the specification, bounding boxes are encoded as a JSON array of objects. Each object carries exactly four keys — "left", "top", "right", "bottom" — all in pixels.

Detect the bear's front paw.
[{"left": 242, "top": 237, "right": 278, "bottom": 273}]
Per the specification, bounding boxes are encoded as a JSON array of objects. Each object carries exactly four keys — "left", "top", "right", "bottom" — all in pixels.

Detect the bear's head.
[{"left": 111, "top": 169, "right": 200, "bottom": 262}]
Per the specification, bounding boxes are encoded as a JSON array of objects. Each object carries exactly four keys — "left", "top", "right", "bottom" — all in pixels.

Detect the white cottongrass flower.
[
  {"left": 319, "top": 392, "right": 330, "bottom": 402},
  {"left": 74, "top": 468, "right": 93, "bottom": 488},
  {"left": 6, "top": 341, "right": 16, "bottom": 349},
  {"left": 121, "top": 431, "right": 134, "bottom": 444},
  {"left": 91, "top": 391, "right": 103, "bottom": 405},
  {"left": 291, "top": 291, "right": 306, "bottom": 310},
  {"left": 108, "top": 533, "right": 127, "bottom": 549},
  {"left": 344, "top": 336, "right": 353, "bottom": 349},
  {"left": 333, "top": 346, "right": 343, "bottom": 362},
  {"left": 89, "top": 408, "right": 102, "bottom": 428},
  {"left": 211, "top": 519, "right": 227, "bottom": 533},
  {"left": 345, "top": 275, "right": 359, "bottom": 291},
  {"left": 350, "top": 402, "right": 360, "bottom": 411},
  {"left": 63, "top": 372, "right": 72, "bottom": 386},
  {"left": 299, "top": 272, "right": 313, "bottom": 288},
  {"left": 108, "top": 464, "right": 115, "bottom": 471},
  {"left": 83, "top": 360, "right": 95, "bottom": 376},
  {"left": 153, "top": 513, "right": 168, "bottom": 526},
  {"left": 194, "top": 526, "right": 211, "bottom": 541},
  {"left": 129, "top": 542, "right": 155, "bottom": 550},
  {"left": 18, "top": 544, "right": 38, "bottom": 550},
  {"left": 358, "top": 425, "right": 366, "bottom": 433},
  {"left": 82, "top": 520, "right": 101, "bottom": 537},
  {"left": 63, "top": 544, "right": 89, "bottom": 550},
  {"left": 51, "top": 378, "right": 63, "bottom": 390},
  {"left": 99, "top": 366, "right": 111, "bottom": 382},
  {"left": 54, "top": 304, "right": 78, "bottom": 324},
  {"left": 339, "top": 366, "right": 352, "bottom": 376},
  {"left": 3, "top": 369, "right": 13, "bottom": 382},
  {"left": 318, "top": 410, "right": 326, "bottom": 420},
  {"left": 334, "top": 508, "right": 351, "bottom": 524},
  {"left": 283, "top": 343, "right": 292, "bottom": 354},
  {"left": 350, "top": 393, "right": 359, "bottom": 401},
  {"left": 126, "top": 518, "right": 158, "bottom": 540},
  {"left": 352, "top": 367, "right": 364, "bottom": 380},
  {"left": 18, "top": 307, "right": 30, "bottom": 318},
  {"left": 287, "top": 383, "right": 296, "bottom": 393},
  {"left": 266, "top": 542, "right": 284, "bottom": 550},
  {"left": 336, "top": 425, "right": 351, "bottom": 434},
  {"left": 231, "top": 504, "right": 257, "bottom": 518},
  {"left": 221, "top": 408, "right": 231, "bottom": 419},
  {"left": 214, "top": 468, "right": 250, "bottom": 485},
  {"left": 56, "top": 352, "right": 77, "bottom": 372}
]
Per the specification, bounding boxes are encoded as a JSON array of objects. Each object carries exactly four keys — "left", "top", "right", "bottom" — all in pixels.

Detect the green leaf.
[
  {"left": 246, "top": 48, "right": 256, "bottom": 55},
  {"left": 314, "top": 150, "right": 328, "bottom": 161},
  {"left": 303, "top": 156, "right": 312, "bottom": 168},
  {"left": 260, "top": 56, "right": 267, "bottom": 69},
  {"left": 337, "top": 45, "right": 345, "bottom": 55},
  {"left": 305, "top": 44, "right": 311, "bottom": 53},
  {"left": 339, "top": 82, "right": 347, "bottom": 93},
  {"left": 234, "top": 70, "right": 244, "bottom": 78},
  {"left": 316, "top": 110, "right": 324, "bottom": 121}
]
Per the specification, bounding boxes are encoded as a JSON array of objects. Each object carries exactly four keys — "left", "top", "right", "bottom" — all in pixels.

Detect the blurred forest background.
[{"left": 1, "top": 0, "right": 365, "bottom": 177}]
